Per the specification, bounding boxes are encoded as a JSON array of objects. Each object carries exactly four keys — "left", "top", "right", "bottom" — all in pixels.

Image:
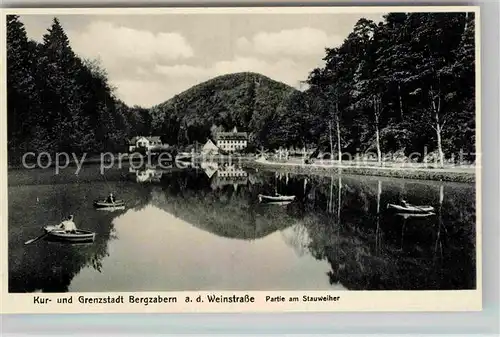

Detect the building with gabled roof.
[
  {"left": 201, "top": 139, "right": 219, "bottom": 154},
  {"left": 214, "top": 127, "right": 248, "bottom": 152},
  {"left": 128, "top": 136, "right": 163, "bottom": 152}
]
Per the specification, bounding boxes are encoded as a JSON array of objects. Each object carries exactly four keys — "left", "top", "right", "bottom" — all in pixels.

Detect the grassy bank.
[{"left": 248, "top": 159, "right": 476, "bottom": 183}]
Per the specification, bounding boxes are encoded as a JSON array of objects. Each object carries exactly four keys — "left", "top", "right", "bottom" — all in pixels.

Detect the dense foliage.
[
  {"left": 305, "top": 12, "right": 476, "bottom": 165},
  {"left": 6, "top": 16, "right": 150, "bottom": 163},
  {"left": 7, "top": 13, "right": 476, "bottom": 167}
]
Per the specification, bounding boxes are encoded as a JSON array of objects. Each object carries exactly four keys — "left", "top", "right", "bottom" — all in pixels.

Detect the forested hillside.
[
  {"left": 149, "top": 72, "right": 302, "bottom": 149},
  {"left": 6, "top": 16, "right": 151, "bottom": 163}
]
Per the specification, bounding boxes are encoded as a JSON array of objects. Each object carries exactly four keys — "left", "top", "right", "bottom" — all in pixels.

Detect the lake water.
[{"left": 8, "top": 162, "right": 476, "bottom": 292}]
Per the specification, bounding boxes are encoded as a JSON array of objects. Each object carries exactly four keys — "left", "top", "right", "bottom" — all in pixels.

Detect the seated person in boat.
[
  {"left": 106, "top": 192, "right": 116, "bottom": 203},
  {"left": 401, "top": 199, "right": 410, "bottom": 207},
  {"left": 57, "top": 215, "right": 77, "bottom": 233}
]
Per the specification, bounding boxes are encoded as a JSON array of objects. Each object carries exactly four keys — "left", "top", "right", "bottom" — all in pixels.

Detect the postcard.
[{"left": 0, "top": 6, "right": 481, "bottom": 314}]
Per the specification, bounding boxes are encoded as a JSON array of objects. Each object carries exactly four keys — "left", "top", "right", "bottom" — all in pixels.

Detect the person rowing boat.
[
  {"left": 56, "top": 215, "right": 77, "bottom": 233},
  {"left": 106, "top": 192, "right": 116, "bottom": 204}
]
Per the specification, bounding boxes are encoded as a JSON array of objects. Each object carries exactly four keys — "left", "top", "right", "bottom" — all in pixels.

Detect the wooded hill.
[
  {"left": 149, "top": 72, "right": 301, "bottom": 150},
  {"left": 7, "top": 12, "right": 476, "bottom": 167}
]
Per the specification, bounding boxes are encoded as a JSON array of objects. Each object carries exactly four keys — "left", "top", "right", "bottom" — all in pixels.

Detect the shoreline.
[
  {"left": 7, "top": 153, "right": 257, "bottom": 170},
  {"left": 7, "top": 153, "right": 476, "bottom": 184},
  {"left": 7, "top": 153, "right": 255, "bottom": 171},
  {"left": 248, "top": 159, "right": 476, "bottom": 183}
]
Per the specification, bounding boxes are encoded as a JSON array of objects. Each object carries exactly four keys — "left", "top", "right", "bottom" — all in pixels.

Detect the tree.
[
  {"left": 6, "top": 15, "right": 40, "bottom": 157},
  {"left": 351, "top": 19, "right": 384, "bottom": 165},
  {"left": 404, "top": 13, "right": 467, "bottom": 167}
]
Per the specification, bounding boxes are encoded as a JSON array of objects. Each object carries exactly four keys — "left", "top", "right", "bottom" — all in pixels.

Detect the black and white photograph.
[{"left": 2, "top": 6, "right": 481, "bottom": 312}]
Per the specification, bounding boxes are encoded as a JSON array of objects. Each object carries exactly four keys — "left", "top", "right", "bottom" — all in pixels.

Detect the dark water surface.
[{"left": 8, "top": 163, "right": 476, "bottom": 292}]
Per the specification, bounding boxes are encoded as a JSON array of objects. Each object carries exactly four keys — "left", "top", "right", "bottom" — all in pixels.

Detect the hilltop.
[{"left": 149, "top": 72, "right": 305, "bottom": 149}]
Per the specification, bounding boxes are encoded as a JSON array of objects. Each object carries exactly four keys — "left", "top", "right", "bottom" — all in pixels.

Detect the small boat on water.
[
  {"left": 258, "top": 194, "right": 296, "bottom": 203},
  {"left": 95, "top": 205, "right": 126, "bottom": 211},
  {"left": 43, "top": 226, "right": 96, "bottom": 243},
  {"left": 387, "top": 203, "right": 435, "bottom": 213},
  {"left": 93, "top": 199, "right": 125, "bottom": 209},
  {"left": 396, "top": 212, "right": 436, "bottom": 218}
]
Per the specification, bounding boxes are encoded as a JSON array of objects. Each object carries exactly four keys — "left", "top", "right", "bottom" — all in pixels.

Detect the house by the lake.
[
  {"left": 215, "top": 127, "right": 248, "bottom": 152},
  {"left": 128, "top": 136, "right": 163, "bottom": 152}
]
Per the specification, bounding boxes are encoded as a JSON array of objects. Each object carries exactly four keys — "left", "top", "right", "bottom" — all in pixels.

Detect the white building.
[
  {"left": 128, "top": 136, "right": 163, "bottom": 152},
  {"left": 215, "top": 127, "right": 248, "bottom": 152}
]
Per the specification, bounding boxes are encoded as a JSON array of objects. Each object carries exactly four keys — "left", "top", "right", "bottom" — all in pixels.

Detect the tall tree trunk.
[
  {"left": 328, "top": 120, "right": 334, "bottom": 158},
  {"left": 435, "top": 113, "right": 444, "bottom": 168},
  {"left": 335, "top": 102, "right": 341, "bottom": 163},
  {"left": 374, "top": 94, "right": 382, "bottom": 166},
  {"left": 430, "top": 85, "right": 444, "bottom": 168}
]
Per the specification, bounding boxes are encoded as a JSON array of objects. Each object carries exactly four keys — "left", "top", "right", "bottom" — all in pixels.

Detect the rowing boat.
[
  {"left": 95, "top": 205, "right": 126, "bottom": 211},
  {"left": 93, "top": 199, "right": 125, "bottom": 209},
  {"left": 387, "top": 203, "right": 435, "bottom": 213},
  {"left": 43, "top": 226, "right": 96, "bottom": 243},
  {"left": 258, "top": 194, "right": 296, "bottom": 203}
]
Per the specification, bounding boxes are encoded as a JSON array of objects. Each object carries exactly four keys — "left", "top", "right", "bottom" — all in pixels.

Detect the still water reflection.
[{"left": 8, "top": 163, "right": 476, "bottom": 292}]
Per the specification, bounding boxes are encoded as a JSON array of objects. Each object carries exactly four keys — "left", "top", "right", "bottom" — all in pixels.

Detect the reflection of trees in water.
[
  {"left": 149, "top": 185, "right": 300, "bottom": 240},
  {"left": 144, "top": 168, "right": 475, "bottom": 290},
  {"left": 280, "top": 223, "right": 311, "bottom": 257},
  {"left": 142, "top": 169, "right": 305, "bottom": 240},
  {"left": 263, "top": 169, "right": 476, "bottom": 290},
  {"left": 84, "top": 225, "right": 120, "bottom": 274}
]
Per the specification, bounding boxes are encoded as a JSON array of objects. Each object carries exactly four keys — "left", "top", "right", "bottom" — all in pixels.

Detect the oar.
[{"left": 24, "top": 230, "right": 52, "bottom": 245}]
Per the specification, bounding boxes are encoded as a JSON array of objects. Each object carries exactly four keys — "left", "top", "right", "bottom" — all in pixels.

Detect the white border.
[{"left": 0, "top": 5, "right": 483, "bottom": 315}]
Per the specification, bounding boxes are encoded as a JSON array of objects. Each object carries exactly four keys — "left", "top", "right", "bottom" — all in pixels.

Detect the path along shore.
[{"left": 249, "top": 157, "right": 476, "bottom": 183}]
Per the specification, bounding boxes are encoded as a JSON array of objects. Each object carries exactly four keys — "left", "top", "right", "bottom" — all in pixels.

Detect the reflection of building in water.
[
  {"left": 200, "top": 161, "right": 219, "bottom": 179},
  {"left": 129, "top": 166, "right": 163, "bottom": 183},
  {"left": 209, "top": 163, "right": 248, "bottom": 190}
]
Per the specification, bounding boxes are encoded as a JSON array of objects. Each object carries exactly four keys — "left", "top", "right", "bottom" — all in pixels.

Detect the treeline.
[
  {"left": 301, "top": 12, "right": 476, "bottom": 166},
  {"left": 6, "top": 16, "right": 151, "bottom": 164}
]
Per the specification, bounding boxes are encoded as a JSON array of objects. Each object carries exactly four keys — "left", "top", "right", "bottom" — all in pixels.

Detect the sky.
[{"left": 19, "top": 12, "right": 386, "bottom": 108}]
